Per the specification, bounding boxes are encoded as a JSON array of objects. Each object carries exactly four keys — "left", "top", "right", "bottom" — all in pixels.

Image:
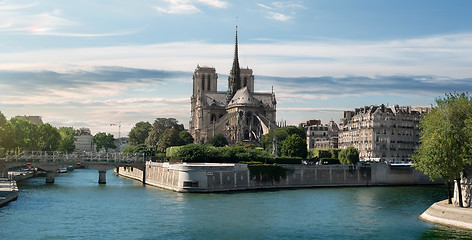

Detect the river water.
[{"left": 1, "top": 168, "right": 472, "bottom": 240}]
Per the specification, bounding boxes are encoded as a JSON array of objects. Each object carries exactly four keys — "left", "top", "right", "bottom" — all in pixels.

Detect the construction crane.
[{"left": 110, "top": 121, "right": 121, "bottom": 140}]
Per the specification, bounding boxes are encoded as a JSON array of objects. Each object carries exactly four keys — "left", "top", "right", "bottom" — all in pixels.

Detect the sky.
[{"left": 1, "top": 0, "right": 472, "bottom": 137}]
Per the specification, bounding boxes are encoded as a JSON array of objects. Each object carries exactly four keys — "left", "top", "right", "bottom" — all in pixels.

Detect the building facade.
[
  {"left": 15, "top": 115, "right": 43, "bottom": 125},
  {"left": 338, "top": 105, "right": 428, "bottom": 163},
  {"left": 189, "top": 28, "right": 277, "bottom": 144},
  {"left": 74, "top": 128, "right": 93, "bottom": 152},
  {"left": 302, "top": 119, "right": 339, "bottom": 149}
]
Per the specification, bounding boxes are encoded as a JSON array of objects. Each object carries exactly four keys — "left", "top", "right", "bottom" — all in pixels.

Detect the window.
[
  {"left": 201, "top": 75, "right": 205, "bottom": 91},
  {"left": 183, "top": 181, "right": 199, "bottom": 187},
  {"left": 207, "top": 75, "right": 211, "bottom": 91}
]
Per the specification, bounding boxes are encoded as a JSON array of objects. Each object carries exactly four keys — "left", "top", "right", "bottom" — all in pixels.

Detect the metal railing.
[{"left": 1, "top": 151, "right": 147, "bottom": 164}]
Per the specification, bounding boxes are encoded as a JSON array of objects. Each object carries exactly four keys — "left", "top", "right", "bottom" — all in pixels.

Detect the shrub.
[
  {"left": 174, "top": 144, "right": 274, "bottom": 163},
  {"left": 269, "top": 156, "right": 302, "bottom": 164}
]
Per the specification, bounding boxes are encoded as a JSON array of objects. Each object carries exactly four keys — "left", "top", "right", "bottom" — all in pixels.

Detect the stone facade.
[
  {"left": 116, "top": 162, "right": 437, "bottom": 193},
  {"left": 302, "top": 119, "right": 339, "bottom": 149},
  {"left": 339, "top": 104, "right": 428, "bottom": 163},
  {"left": 74, "top": 128, "right": 93, "bottom": 152},
  {"left": 15, "top": 115, "right": 43, "bottom": 125},
  {"left": 189, "top": 28, "right": 277, "bottom": 144}
]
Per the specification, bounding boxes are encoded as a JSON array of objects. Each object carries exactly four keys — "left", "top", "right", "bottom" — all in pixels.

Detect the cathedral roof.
[{"left": 227, "top": 87, "right": 261, "bottom": 107}]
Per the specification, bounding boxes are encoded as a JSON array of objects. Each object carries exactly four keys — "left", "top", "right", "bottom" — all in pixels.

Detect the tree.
[
  {"left": 207, "top": 134, "right": 228, "bottom": 147},
  {"left": 8, "top": 117, "right": 39, "bottom": 151},
  {"left": 38, "top": 124, "right": 61, "bottom": 151},
  {"left": 157, "top": 128, "right": 181, "bottom": 152},
  {"left": 128, "top": 121, "right": 152, "bottom": 146},
  {"left": 145, "top": 118, "right": 184, "bottom": 148},
  {"left": 58, "top": 127, "right": 76, "bottom": 153},
  {"left": 413, "top": 93, "right": 472, "bottom": 206},
  {"left": 281, "top": 134, "right": 307, "bottom": 159},
  {"left": 122, "top": 143, "right": 153, "bottom": 156},
  {"left": 261, "top": 127, "right": 289, "bottom": 155},
  {"left": 339, "top": 146, "right": 359, "bottom": 165},
  {"left": 0, "top": 111, "right": 6, "bottom": 126},
  {"left": 178, "top": 131, "right": 194, "bottom": 145},
  {"left": 93, "top": 132, "right": 116, "bottom": 153},
  {"left": 261, "top": 126, "right": 306, "bottom": 156},
  {"left": 0, "top": 123, "right": 14, "bottom": 154},
  {"left": 284, "top": 126, "right": 306, "bottom": 139}
]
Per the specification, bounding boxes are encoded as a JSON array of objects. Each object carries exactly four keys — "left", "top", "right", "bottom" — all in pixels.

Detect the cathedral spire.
[{"left": 227, "top": 25, "right": 241, "bottom": 104}]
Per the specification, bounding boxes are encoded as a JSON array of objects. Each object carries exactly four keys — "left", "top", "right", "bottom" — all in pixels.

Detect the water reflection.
[{"left": 0, "top": 169, "right": 470, "bottom": 240}]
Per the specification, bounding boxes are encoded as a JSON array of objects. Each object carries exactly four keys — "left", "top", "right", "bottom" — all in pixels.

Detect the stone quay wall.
[{"left": 117, "top": 162, "right": 439, "bottom": 193}]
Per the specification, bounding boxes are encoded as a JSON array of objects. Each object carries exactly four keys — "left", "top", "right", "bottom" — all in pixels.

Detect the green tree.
[
  {"left": 93, "top": 132, "right": 117, "bottom": 153},
  {"left": 207, "top": 134, "right": 228, "bottom": 147},
  {"left": 122, "top": 143, "right": 153, "bottom": 156},
  {"left": 261, "top": 127, "right": 289, "bottom": 155},
  {"left": 178, "top": 131, "right": 194, "bottom": 145},
  {"left": 157, "top": 128, "right": 181, "bottom": 152},
  {"left": 145, "top": 118, "right": 184, "bottom": 148},
  {"left": 339, "top": 146, "right": 359, "bottom": 165},
  {"left": 413, "top": 93, "right": 472, "bottom": 206},
  {"left": 8, "top": 117, "right": 39, "bottom": 151},
  {"left": 281, "top": 134, "right": 307, "bottom": 159},
  {"left": 128, "top": 121, "right": 152, "bottom": 146},
  {"left": 38, "top": 124, "right": 61, "bottom": 151},
  {"left": 0, "top": 111, "right": 6, "bottom": 126},
  {"left": 261, "top": 126, "right": 306, "bottom": 156},
  {"left": 284, "top": 126, "right": 306, "bottom": 139},
  {"left": 58, "top": 127, "right": 76, "bottom": 153},
  {"left": 0, "top": 123, "right": 14, "bottom": 154}
]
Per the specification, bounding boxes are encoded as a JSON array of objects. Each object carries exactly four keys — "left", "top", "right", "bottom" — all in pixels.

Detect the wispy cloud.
[
  {"left": 259, "top": 75, "right": 472, "bottom": 102},
  {"left": 0, "top": 1, "right": 137, "bottom": 37},
  {"left": 2, "top": 33, "right": 471, "bottom": 79},
  {"left": 0, "top": 1, "right": 38, "bottom": 11},
  {"left": 155, "top": 0, "right": 227, "bottom": 14},
  {"left": 268, "top": 12, "right": 291, "bottom": 21},
  {"left": 0, "top": 67, "right": 193, "bottom": 136},
  {"left": 2, "top": 32, "right": 472, "bottom": 133},
  {"left": 256, "top": 0, "right": 304, "bottom": 21}
]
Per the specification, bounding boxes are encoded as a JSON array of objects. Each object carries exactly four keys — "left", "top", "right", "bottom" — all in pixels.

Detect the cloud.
[
  {"left": 0, "top": 67, "right": 193, "bottom": 136},
  {"left": 267, "top": 12, "right": 291, "bottom": 21},
  {"left": 2, "top": 33, "right": 472, "bottom": 80},
  {"left": 155, "top": 0, "right": 201, "bottom": 14},
  {"left": 0, "top": 1, "right": 138, "bottom": 37},
  {"left": 257, "top": 0, "right": 304, "bottom": 21},
  {"left": 197, "top": 0, "right": 228, "bottom": 8},
  {"left": 0, "top": 1, "right": 38, "bottom": 11},
  {"left": 0, "top": 67, "right": 190, "bottom": 106},
  {"left": 2, "top": 32, "right": 472, "bottom": 80},
  {"left": 155, "top": 0, "right": 227, "bottom": 14},
  {"left": 259, "top": 75, "right": 472, "bottom": 101}
]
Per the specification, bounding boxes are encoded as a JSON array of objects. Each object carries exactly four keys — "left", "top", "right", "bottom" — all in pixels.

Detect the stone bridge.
[{"left": 0, "top": 152, "right": 146, "bottom": 184}]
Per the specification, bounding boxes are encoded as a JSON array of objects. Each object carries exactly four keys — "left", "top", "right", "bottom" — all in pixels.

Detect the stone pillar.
[
  {"left": 142, "top": 165, "right": 146, "bottom": 184},
  {"left": 98, "top": 170, "right": 107, "bottom": 184},
  {"left": 46, "top": 171, "right": 55, "bottom": 184}
]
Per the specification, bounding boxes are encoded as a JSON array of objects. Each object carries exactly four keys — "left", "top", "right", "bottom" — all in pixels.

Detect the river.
[{"left": 1, "top": 168, "right": 472, "bottom": 239}]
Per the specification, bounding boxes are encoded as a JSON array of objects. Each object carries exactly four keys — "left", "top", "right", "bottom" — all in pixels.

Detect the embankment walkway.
[
  {"left": 0, "top": 178, "right": 18, "bottom": 207},
  {"left": 420, "top": 200, "right": 472, "bottom": 230}
]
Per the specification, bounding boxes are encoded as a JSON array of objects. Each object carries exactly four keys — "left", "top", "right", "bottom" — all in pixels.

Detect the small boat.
[{"left": 56, "top": 167, "right": 68, "bottom": 173}]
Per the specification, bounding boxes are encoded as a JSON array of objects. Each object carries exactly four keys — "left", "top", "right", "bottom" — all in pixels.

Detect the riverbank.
[
  {"left": 116, "top": 162, "right": 441, "bottom": 193},
  {"left": 420, "top": 200, "right": 472, "bottom": 230},
  {"left": 0, "top": 178, "right": 18, "bottom": 207}
]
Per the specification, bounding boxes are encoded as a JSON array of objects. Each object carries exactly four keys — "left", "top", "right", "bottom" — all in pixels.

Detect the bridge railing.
[{"left": 1, "top": 151, "right": 147, "bottom": 164}]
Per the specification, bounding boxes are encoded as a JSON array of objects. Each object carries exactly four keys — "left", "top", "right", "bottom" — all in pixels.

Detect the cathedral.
[{"left": 189, "top": 27, "right": 277, "bottom": 145}]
